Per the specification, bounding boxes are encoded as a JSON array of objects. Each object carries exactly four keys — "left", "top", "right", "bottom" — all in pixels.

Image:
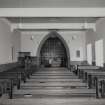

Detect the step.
[
  {"left": 38, "top": 69, "right": 69, "bottom": 71},
  {"left": 27, "top": 80, "right": 81, "bottom": 84},
  {"left": 32, "top": 73, "right": 74, "bottom": 76},
  {"left": 36, "top": 69, "right": 70, "bottom": 72},
  {"left": 35, "top": 71, "right": 71, "bottom": 74},
  {"left": 30, "top": 76, "right": 78, "bottom": 79},
  {"left": 20, "top": 86, "right": 87, "bottom": 90},
  {"left": 13, "top": 88, "right": 96, "bottom": 99},
  {"left": 14, "top": 89, "right": 95, "bottom": 95},
  {"left": 13, "top": 93, "right": 96, "bottom": 99},
  {"left": 27, "top": 78, "right": 82, "bottom": 82},
  {"left": 26, "top": 81, "right": 83, "bottom": 84},
  {"left": 40, "top": 67, "right": 68, "bottom": 70},
  {"left": 21, "top": 82, "right": 87, "bottom": 87}
]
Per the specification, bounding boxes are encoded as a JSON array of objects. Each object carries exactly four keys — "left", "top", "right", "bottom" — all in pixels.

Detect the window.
[
  {"left": 76, "top": 50, "right": 80, "bottom": 58},
  {"left": 95, "top": 39, "right": 104, "bottom": 67},
  {"left": 11, "top": 46, "right": 14, "bottom": 61},
  {"left": 87, "top": 44, "right": 92, "bottom": 65}
]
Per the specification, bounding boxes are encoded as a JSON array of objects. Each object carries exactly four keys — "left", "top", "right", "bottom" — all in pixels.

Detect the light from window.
[
  {"left": 87, "top": 44, "right": 92, "bottom": 65},
  {"left": 95, "top": 39, "right": 104, "bottom": 67}
]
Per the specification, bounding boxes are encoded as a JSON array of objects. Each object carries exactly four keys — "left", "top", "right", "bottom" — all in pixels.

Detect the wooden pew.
[
  {"left": 4, "top": 68, "right": 27, "bottom": 83},
  {"left": 3, "top": 64, "right": 36, "bottom": 83},
  {"left": 77, "top": 65, "right": 99, "bottom": 79},
  {"left": 0, "top": 64, "right": 36, "bottom": 99},
  {"left": 0, "top": 78, "right": 15, "bottom": 99},
  {"left": 75, "top": 65, "right": 105, "bottom": 98},
  {"left": 81, "top": 70, "right": 105, "bottom": 88},
  {"left": 0, "top": 72, "right": 22, "bottom": 99},
  {"left": 78, "top": 69, "right": 105, "bottom": 98},
  {"left": 94, "top": 77, "right": 105, "bottom": 98},
  {"left": 0, "top": 61, "right": 37, "bottom": 99},
  {"left": 0, "top": 79, "right": 10, "bottom": 96},
  {"left": 0, "top": 65, "right": 24, "bottom": 99},
  {"left": 84, "top": 72, "right": 105, "bottom": 98},
  {"left": 0, "top": 72, "right": 21, "bottom": 88},
  {"left": 76, "top": 68, "right": 105, "bottom": 87}
]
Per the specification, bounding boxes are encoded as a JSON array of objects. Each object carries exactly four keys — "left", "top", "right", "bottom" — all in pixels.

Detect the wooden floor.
[{"left": 0, "top": 67, "right": 105, "bottom": 105}]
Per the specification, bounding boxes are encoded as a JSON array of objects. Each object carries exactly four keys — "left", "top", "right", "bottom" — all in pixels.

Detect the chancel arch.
[{"left": 36, "top": 31, "right": 70, "bottom": 68}]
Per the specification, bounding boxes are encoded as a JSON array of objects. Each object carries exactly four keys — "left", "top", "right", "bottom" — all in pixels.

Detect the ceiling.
[
  {"left": 2, "top": 0, "right": 103, "bottom": 31},
  {"left": 7, "top": 17, "right": 99, "bottom": 24},
  {"left": 6, "top": 17, "right": 98, "bottom": 31},
  {"left": 0, "top": 0, "right": 105, "bottom": 8}
]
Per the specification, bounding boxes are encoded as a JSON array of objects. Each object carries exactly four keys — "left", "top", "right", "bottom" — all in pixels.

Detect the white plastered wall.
[
  {"left": 21, "top": 30, "right": 86, "bottom": 62},
  {"left": 86, "top": 18, "right": 105, "bottom": 64},
  {"left": 0, "top": 18, "right": 21, "bottom": 64}
]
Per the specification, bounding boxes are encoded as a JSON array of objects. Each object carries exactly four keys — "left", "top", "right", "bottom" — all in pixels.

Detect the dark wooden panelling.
[{"left": 0, "top": 62, "right": 19, "bottom": 72}]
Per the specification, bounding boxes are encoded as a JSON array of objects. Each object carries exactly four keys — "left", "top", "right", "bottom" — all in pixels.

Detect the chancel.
[{"left": 0, "top": 0, "right": 105, "bottom": 105}]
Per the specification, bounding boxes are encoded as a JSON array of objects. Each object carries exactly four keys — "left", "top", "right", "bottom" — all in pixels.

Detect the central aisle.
[
  {"left": 1, "top": 67, "right": 105, "bottom": 105},
  {"left": 13, "top": 67, "right": 95, "bottom": 98}
]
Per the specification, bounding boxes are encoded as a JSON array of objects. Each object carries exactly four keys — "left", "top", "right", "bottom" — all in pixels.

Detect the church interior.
[{"left": 0, "top": 0, "right": 105, "bottom": 105}]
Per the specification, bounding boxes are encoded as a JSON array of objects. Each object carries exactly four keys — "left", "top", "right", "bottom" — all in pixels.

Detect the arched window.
[
  {"left": 95, "top": 39, "right": 104, "bottom": 67},
  {"left": 87, "top": 44, "right": 92, "bottom": 65}
]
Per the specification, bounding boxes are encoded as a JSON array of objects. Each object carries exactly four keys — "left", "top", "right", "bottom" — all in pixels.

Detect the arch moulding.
[{"left": 36, "top": 31, "right": 70, "bottom": 68}]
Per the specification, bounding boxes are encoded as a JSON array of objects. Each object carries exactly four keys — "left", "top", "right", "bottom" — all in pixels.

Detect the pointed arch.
[{"left": 36, "top": 31, "right": 70, "bottom": 68}]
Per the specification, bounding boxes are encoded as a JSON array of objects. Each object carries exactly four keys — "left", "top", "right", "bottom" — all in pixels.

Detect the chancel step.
[
  {"left": 14, "top": 89, "right": 95, "bottom": 95},
  {"left": 21, "top": 82, "right": 87, "bottom": 87},
  {"left": 32, "top": 74, "right": 74, "bottom": 76},
  {"left": 27, "top": 79, "right": 82, "bottom": 82},
  {"left": 30, "top": 76, "right": 78, "bottom": 79}
]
